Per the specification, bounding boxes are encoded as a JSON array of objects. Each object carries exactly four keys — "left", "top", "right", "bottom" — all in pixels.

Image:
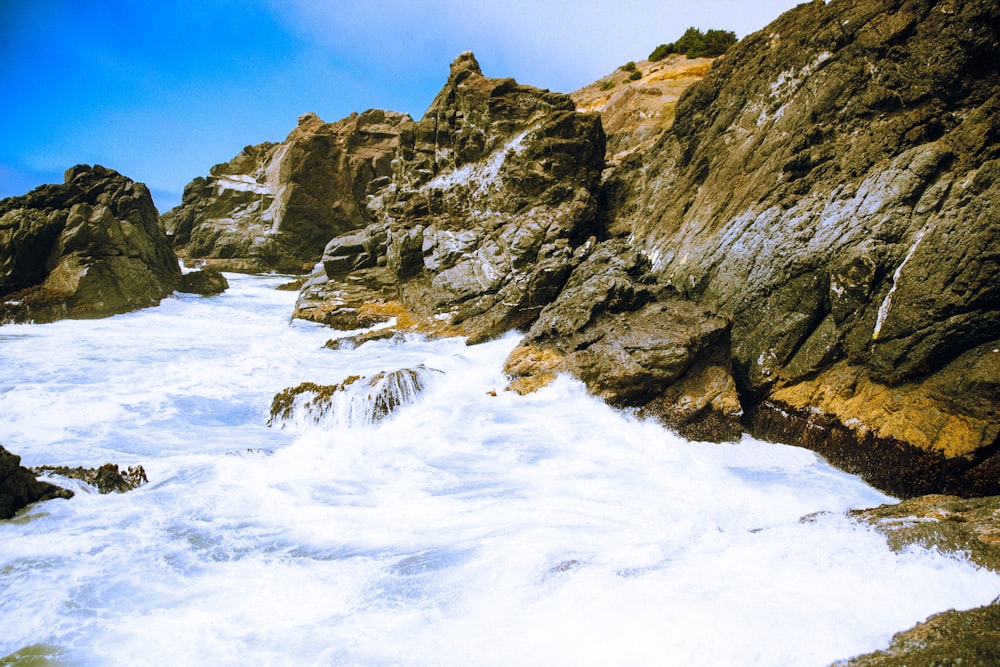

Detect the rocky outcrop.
[
  {"left": 268, "top": 365, "right": 442, "bottom": 428},
  {"left": 0, "top": 165, "right": 189, "bottom": 324},
  {"left": 32, "top": 463, "right": 148, "bottom": 495},
  {"left": 0, "top": 445, "right": 73, "bottom": 519},
  {"left": 840, "top": 494, "right": 1000, "bottom": 666},
  {"left": 179, "top": 267, "right": 229, "bottom": 295},
  {"left": 840, "top": 601, "right": 1000, "bottom": 667},
  {"left": 294, "top": 52, "right": 606, "bottom": 343},
  {"left": 163, "top": 109, "right": 410, "bottom": 272},
  {"left": 604, "top": 0, "right": 1000, "bottom": 496}
]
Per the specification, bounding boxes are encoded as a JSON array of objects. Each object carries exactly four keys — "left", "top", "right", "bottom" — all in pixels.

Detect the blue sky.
[{"left": 1, "top": 0, "right": 802, "bottom": 212}]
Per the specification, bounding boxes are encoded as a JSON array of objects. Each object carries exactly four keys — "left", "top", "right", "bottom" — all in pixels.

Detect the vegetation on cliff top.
[{"left": 650, "top": 27, "right": 737, "bottom": 60}]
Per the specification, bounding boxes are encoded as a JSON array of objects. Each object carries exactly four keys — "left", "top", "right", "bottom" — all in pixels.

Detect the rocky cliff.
[
  {"left": 293, "top": 52, "right": 606, "bottom": 343},
  {"left": 0, "top": 165, "right": 192, "bottom": 324},
  {"left": 603, "top": 0, "right": 999, "bottom": 497},
  {"left": 162, "top": 109, "right": 410, "bottom": 272}
]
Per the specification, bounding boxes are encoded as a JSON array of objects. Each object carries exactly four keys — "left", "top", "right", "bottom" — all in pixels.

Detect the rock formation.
[
  {"left": 293, "top": 52, "right": 606, "bottom": 343},
  {"left": 0, "top": 165, "right": 224, "bottom": 325},
  {"left": 268, "top": 365, "right": 442, "bottom": 428},
  {"left": 0, "top": 445, "right": 73, "bottom": 520},
  {"left": 841, "top": 494, "right": 1000, "bottom": 665},
  {"left": 162, "top": 109, "right": 410, "bottom": 272},
  {"left": 603, "top": 0, "right": 999, "bottom": 496},
  {"left": 32, "top": 463, "right": 149, "bottom": 495},
  {"left": 505, "top": 238, "right": 742, "bottom": 440},
  {"left": 0, "top": 165, "right": 184, "bottom": 324},
  {"left": 571, "top": 55, "right": 714, "bottom": 164}
]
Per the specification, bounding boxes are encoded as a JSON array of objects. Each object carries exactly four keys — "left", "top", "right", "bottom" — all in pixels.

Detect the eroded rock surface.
[
  {"left": 294, "top": 52, "right": 605, "bottom": 343},
  {"left": 505, "top": 238, "right": 742, "bottom": 441},
  {"left": 0, "top": 165, "right": 187, "bottom": 324},
  {"left": 163, "top": 109, "right": 410, "bottom": 272},
  {"left": 605, "top": 0, "right": 1000, "bottom": 495}
]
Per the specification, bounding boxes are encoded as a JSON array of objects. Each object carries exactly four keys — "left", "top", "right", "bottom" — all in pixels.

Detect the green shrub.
[
  {"left": 599, "top": 80, "right": 616, "bottom": 91},
  {"left": 649, "top": 43, "right": 676, "bottom": 61},
  {"left": 628, "top": 70, "right": 643, "bottom": 81},
  {"left": 658, "top": 27, "right": 737, "bottom": 59},
  {"left": 619, "top": 61, "right": 637, "bottom": 72}
]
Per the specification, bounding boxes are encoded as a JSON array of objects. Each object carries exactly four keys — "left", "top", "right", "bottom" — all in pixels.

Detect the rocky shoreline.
[{"left": 1, "top": 0, "right": 997, "bottom": 661}]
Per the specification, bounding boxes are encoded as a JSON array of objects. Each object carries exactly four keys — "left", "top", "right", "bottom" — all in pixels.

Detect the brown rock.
[
  {"left": 163, "top": 109, "right": 410, "bottom": 272},
  {"left": 0, "top": 165, "right": 183, "bottom": 324}
]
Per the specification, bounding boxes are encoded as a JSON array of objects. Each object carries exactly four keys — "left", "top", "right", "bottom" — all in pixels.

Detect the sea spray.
[{"left": 1, "top": 274, "right": 998, "bottom": 666}]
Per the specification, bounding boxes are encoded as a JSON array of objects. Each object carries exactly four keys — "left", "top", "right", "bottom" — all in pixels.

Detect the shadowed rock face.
[
  {"left": 605, "top": 0, "right": 1000, "bottom": 495},
  {"left": 294, "top": 52, "right": 606, "bottom": 343},
  {"left": 0, "top": 446, "right": 73, "bottom": 520},
  {"left": 163, "top": 109, "right": 410, "bottom": 272},
  {"left": 0, "top": 165, "right": 185, "bottom": 324}
]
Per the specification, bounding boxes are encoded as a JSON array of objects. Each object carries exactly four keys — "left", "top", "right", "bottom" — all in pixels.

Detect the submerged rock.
[
  {"left": 163, "top": 109, "right": 410, "bottom": 272},
  {"left": 838, "top": 602, "right": 1000, "bottom": 667},
  {"left": 268, "top": 365, "right": 442, "bottom": 428},
  {"left": 32, "top": 463, "right": 148, "bottom": 495},
  {"left": 0, "top": 446, "right": 73, "bottom": 520},
  {"left": 0, "top": 165, "right": 184, "bottom": 324}
]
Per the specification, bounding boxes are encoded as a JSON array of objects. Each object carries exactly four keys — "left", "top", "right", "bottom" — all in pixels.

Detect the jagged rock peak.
[
  {"left": 297, "top": 111, "right": 323, "bottom": 128},
  {"left": 449, "top": 51, "right": 483, "bottom": 83}
]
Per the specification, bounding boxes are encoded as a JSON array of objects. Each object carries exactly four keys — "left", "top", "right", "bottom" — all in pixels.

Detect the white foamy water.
[{"left": 1, "top": 274, "right": 998, "bottom": 666}]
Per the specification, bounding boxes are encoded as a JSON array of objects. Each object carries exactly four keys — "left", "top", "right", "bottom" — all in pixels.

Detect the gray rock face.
[
  {"left": 506, "top": 239, "right": 742, "bottom": 441},
  {"left": 163, "top": 109, "right": 410, "bottom": 272},
  {"left": 294, "top": 53, "right": 606, "bottom": 343},
  {"left": 0, "top": 165, "right": 185, "bottom": 324},
  {"left": 605, "top": 0, "right": 1000, "bottom": 495}
]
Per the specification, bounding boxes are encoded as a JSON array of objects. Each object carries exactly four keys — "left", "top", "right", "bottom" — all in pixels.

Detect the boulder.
[
  {"left": 163, "top": 109, "right": 410, "bottom": 272},
  {"left": 294, "top": 52, "right": 605, "bottom": 343},
  {"left": 0, "top": 165, "right": 184, "bottom": 324},
  {"left": 0, "top": 445, "right": 73, "bottom": 519},
  {"left": 180, "top": 267, "right": 229, "bottom": 295},
  {"left": 604, "top": 0, "right": 1000, "bottom": 494}
]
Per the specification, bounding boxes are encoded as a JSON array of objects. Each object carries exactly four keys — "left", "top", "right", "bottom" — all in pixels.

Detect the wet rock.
[
  {"left": 850, "top": 494, "right": 1000, "bottom": 573},
  {"left": 0, "top": 165, "right": 183, "bottom": 324},
  {"left": 838, "top": 601, "right": 1000, "bottom": 667},
  {"left": 32, "top": 463, "right": 149, "bottom": 495},
  {"left": 163, "top": 109, "right": 410, "bottom": 273},
  {"left": 0, "top": 446, "right": 73, "bottom": 519},
  {"left": 179, "top": 267, "right": 229, "bottom": 295},
  {"left": 839, "top": 495, "right": 1000, "bottom": 666},
  {"left": 268, "top": 365, "right": 442, "bottom": 428}
]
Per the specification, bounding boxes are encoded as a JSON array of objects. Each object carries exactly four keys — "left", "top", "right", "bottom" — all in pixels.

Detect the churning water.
[{"left": 1, "top": 274, "right": 997, "bottom": 666}]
